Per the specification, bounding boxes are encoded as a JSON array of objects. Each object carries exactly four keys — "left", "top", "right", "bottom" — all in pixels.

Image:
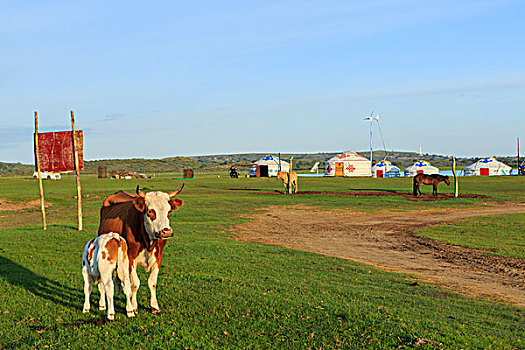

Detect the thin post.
[
  {"left": 71, "top": 111, "right": 83, "bottom": 231},
  {"left": 34, "top": 112, "right": 47, "bottom": 230},
  {"left": 289, "top": 156, "right": 294, "bottom": 195},
  {"left": 452, "top": 156, "right": 459, "bottom": 198},
  {"left": 518, "top": 137, "right": 521, "bottom": 175},
  {"left": 369, "top": 119, "right": 373, "bottom": 176}
]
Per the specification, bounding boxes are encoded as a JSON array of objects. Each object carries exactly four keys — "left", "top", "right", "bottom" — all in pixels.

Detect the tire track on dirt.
[{"left": 233, "top": 202, "right": 525, "bottom": 306}]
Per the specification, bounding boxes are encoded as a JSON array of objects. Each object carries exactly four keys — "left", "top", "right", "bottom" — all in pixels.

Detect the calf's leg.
[
  {"left": 98, "top": 282, "right": 106, "bottom": 310},
  {"left": 82, "top": 266, "right": 92, "bottom": 313},
  {"left": 100, "top": 270, "right": 115, "bottom": 320},
  {"left": 116, "top": 260, "right": 135, "bottom": 317}
]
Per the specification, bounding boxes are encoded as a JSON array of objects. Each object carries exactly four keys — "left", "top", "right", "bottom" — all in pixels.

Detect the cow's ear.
[
  {"left": 169, "top": 198, "right": 183, "bottom": 210},
  {"left": 133, "top": 197, "right": 146, "bottom": 212}
]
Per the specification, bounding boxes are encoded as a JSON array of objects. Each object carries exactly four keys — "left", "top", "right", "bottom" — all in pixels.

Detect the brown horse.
[
  {"left": 413, "top": 173, "right": 450, "bottom": 197},
  {"left": 277, "top": 170, "right": 298, "bottom": 194}
]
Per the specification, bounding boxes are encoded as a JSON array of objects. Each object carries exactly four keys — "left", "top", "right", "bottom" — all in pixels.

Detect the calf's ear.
[
  {"left": 169, "top": 198, "right": 184, "bottom": 210},
  {"left": 133, "top": 197, "right": 146, "bottom": 212}
]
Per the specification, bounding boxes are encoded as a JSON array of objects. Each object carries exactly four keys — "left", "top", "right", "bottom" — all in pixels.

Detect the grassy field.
[
  {"left": 0, "top": 174, "right": 524, "bottom": 349},
  {"left": 417, "top": 213, "right": 525, "bottom": 260}
]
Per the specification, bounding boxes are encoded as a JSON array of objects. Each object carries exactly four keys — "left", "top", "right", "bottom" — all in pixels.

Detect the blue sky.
[{"left": 1, "top": 0, "right": 524, "bottom": 163}]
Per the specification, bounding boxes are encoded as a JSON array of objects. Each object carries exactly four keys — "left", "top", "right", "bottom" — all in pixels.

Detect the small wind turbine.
[{"left": 364, "top": 111, "right": 379, "bottom": 176}]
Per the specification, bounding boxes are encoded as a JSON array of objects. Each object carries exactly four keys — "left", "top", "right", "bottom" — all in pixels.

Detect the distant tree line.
[{"left": 1, "top": 152, "right": 522, "bottom": 176}]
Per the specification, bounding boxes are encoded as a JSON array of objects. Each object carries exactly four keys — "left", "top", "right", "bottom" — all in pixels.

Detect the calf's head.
[{"left": 133, "top": 184, "right": 184, "bottom": 240}]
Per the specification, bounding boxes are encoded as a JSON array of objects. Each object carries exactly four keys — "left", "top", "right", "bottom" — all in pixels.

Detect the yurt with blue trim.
[
  {"left": 403, "top": 160, "right": 439, "bottom": 177},
  {"left": 372, "top": 160, "right": 400, "bottom": 178},
  {"left": 250, "top": 155, "right": 289, "bottom": 177},
  {"left": 463, "top": 157, "right": 511, "bottom": 176}
]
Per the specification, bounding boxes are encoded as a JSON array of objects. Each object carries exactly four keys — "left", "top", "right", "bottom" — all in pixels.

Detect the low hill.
[
  {"left": 1, "top": 152, "right": 521, "bottom": 176},
  {"left": 0, "top": 157, "right": 219, "bottom": 177},
  {"left": 190, "top": 152, "right": 521, "bottom": 171}
]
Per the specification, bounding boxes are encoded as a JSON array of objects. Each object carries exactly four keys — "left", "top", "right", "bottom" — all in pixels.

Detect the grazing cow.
[
  {"left": 82, "top": 232, "right": 134, "bottom": 320},
  {"left": 98, "top": 184, "right": 184, "bottom": 314},
  {"left": 277, "top": 170, "right": 298, "bottom": 194}
]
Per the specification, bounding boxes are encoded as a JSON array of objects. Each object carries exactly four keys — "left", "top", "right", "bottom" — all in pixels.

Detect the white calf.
[{"left": 82, "top": 232, "right": 135, "bottom": 320}]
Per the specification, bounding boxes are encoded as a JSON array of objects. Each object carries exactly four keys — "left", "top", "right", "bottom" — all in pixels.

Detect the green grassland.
[
  {"left": 417, "top": 213, "right": 525, "bottom": 260},
  {"left": 0, "top": 174, "right": 524, "bottom": 349}
]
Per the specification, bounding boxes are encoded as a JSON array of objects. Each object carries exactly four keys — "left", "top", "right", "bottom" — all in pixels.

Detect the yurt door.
[
  {"left": 417, "top": 170, "right": 424, "bottom": 174},
  {"left": 335, "top": 162, "right": 344, "bottom": 177},
  {"left": 377, "top": 170, "right": 384, "bottom": 178},
  {"left": 480, "top": 168, "right": 489, "bottom": 176},
  {"left": 259, "top": 165, "right": 269, "bottom": 177}
]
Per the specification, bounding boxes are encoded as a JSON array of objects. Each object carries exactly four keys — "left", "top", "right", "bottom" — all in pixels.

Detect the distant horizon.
[{"left": 3, "top": 149, "right": 522, "bottom": 166}]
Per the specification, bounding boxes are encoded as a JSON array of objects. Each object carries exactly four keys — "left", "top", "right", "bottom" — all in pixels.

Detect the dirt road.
[{"left": 233, "top": 201, "right": 525, "bottom": 306}]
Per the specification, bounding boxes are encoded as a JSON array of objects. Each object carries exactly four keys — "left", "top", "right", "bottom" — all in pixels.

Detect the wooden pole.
[
  {"left": 70, "top": 111, "right": 83, "bottom": 231},
  {"left": 289, "top": 156, "right": 294, "bottom": 195},
  {"left": 34, "top": 112, "right": 47, "bottom": 230},
  {"left": 518, "top": 137, "right": 521, "bottom": 175},
  {"left": 452, "top": 156, "right": 459, "bottom": 198}
]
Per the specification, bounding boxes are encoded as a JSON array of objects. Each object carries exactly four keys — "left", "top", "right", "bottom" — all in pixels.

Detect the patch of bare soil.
[
  {"left": 257, "top": 190, "right": 489, "bottom": 201},
  {"left": 0, "top": 198, "right": 53, "bottom": 211},
  {"left": 233, "top": 202, "right": 525, "bottom": 306}
]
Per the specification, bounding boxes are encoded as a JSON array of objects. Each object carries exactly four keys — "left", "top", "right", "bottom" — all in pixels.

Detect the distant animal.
[
  {"left": 82, "top": 232, "right": 134, "bottom": 320},
  {"left": 277, "top": 170, "right": 298, "bottom": 194},
  {"left": 413, "top": 173, "right": 450, "bottom": 197},
  {"left": 97, "top": 184, "right": 184, "bottom": 314}
]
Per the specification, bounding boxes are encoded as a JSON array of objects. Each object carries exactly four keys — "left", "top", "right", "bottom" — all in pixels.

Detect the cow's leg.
[
  {"left": 82, "top": 266, "right": 92, "bottom": 313},
  {"left": 147, "top": 265, "right": 161, "bottom": 313},
  {"left": 130, "top": 267, "right": 140, "bottom": 314},
  {"left": 98, "top": 281, "right": 106, "bottom": 310},
  {"left": 100, "top": 270, "right": 115, "bottom": 320},
  {"left": 433, "top": 184, "right": 438, "bottom": 197}
]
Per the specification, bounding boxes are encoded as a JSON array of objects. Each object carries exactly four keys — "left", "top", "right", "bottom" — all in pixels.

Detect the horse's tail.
[{"left": 413, "top": 176, "right": 418, "bottom": 196}]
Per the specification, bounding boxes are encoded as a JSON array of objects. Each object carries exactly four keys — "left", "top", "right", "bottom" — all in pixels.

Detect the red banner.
[{"left": 35, "top": 131, "right": 84, "bottom": 172}]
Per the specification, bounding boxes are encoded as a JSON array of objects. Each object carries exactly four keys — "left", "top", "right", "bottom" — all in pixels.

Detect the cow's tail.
[{"left": 116, "top": 237, "right": 128, "bottom": 273}]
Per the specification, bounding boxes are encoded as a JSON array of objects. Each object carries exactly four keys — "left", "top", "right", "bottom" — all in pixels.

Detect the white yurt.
[
  {"left": 325, "top": 151, "right": 371, "bottom": 177},
  {"left": 372, "top": 160, "right": 401, "bottom": 178},
  {"left": 250, "top": 155, "right": 289, "bottom": 177},
  {"left": 463, "top": 157, "right": 512, "bottom": 176},
  {"left": 403, "top": 160, "right": 439, "bottom": 177}
]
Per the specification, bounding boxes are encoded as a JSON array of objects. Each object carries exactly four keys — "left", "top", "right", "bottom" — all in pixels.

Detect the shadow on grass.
[
  {"left": 0, "top": 255, "right": 83, "bottom": 309},
  {"left": 227, "top": 188, "right": 276, "bottom": 192},
  {"left": 350, "top": 188, "right": 404, "bottom": 194}
]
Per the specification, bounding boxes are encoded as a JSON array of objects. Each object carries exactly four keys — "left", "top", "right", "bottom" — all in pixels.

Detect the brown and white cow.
[
  {"left": 82, "top": 232, "right": 134, "bottom": 320},
  {"left": 98, "top": 184, "right": 184, "bottom": 314}
]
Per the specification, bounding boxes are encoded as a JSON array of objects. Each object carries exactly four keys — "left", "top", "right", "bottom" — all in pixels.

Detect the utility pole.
[{"left": 364, "top": 113, "right": 379, "bottom": 176}]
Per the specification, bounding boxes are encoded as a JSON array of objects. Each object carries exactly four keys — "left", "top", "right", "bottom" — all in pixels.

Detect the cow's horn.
[
  {"left": 168, "top": 183, "right": 185, "bottom": 197},
  {"left": 136, "top": 185, "right": 146, "bottom": 198}
]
